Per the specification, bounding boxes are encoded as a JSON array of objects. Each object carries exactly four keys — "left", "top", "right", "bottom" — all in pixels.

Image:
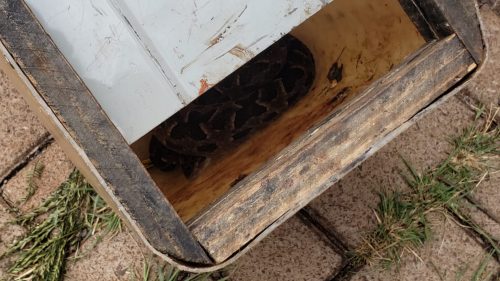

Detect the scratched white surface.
[{"left": 25, "top": 0, "right": 331, "bottom": 143}]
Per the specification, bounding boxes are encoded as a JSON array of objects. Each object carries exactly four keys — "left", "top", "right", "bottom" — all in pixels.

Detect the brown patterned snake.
[{"left": 149, "top": 34, "right": 315, "bottom": 178}]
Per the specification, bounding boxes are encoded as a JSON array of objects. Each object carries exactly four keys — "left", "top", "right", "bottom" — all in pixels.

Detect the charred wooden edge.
[
  {"left": 398, "top": 0, "right": 438, "bottom": 41},
  {"left": 402, "top": 0, "right": 454, "bottom": 39},
  {"left": 188, "top": 35, "right": 479, "bottom": 262},
  {"left": 433, "top": 0, "right": 485, "bottom": 64},
  {"left": 0, "top": 0, "right": 211, "bottom": 265},
  {"left": 405, "top": 0, "right": 485, "bottom": 64}
]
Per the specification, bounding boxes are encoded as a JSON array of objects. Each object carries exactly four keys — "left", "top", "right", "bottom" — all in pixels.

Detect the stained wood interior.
[{"left": 131, "top": 0, "right": 426, "bottom": 222}]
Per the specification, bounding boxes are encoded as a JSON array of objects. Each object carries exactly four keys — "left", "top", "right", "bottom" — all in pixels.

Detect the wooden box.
[{"left": 0, "top": 0, "right": 485, "bottom": 271}]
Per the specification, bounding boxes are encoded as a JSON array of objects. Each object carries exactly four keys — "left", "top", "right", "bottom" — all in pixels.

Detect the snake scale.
[{"left": 149, "top": 34, "right": 316, "bottom": 178}]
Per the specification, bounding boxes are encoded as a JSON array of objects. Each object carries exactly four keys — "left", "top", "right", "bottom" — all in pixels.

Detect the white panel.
[
  {"left": 25, "top": 0, "right": 183, "bottom": 143},
  {"left": 109, "top": 0, "right": 329, "bottom": 97},
  {"left": 25, "top": 0, "right": 331, "bottom": 143}
]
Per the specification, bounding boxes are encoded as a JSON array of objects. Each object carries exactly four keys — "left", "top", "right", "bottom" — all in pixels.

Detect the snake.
[{"left": 149, "top": 34, "right": 316, "bottom": 178}]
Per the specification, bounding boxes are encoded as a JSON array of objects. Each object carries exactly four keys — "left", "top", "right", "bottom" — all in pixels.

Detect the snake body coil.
[{"left": 150, "top": 34, "right": 315, "bottom": 178}]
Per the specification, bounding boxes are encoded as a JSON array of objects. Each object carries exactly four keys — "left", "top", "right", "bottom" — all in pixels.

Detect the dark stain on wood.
[
  {"left": 230, "top": 174, "right": 248, "bottom": 187},
  {"left": 327, "top": 87, "right": 350, "bottom": 106},
  {"left": 327, "top": 47, "right": 345, "bottom": 82}
]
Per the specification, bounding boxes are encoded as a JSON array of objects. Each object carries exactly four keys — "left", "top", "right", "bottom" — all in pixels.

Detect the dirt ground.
[{"left": 0, "top": 3, "right": 499, "bottom": 281}]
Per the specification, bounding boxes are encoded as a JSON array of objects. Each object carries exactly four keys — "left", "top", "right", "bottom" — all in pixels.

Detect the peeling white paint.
[{"left": 25, "top": 0, "right": 331, "bottom": 143}]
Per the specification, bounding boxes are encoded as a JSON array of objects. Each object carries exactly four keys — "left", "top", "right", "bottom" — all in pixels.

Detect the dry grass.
[
  {"left": 0, "top": 169, "right": 121, "bottom": 281},
  {"left": 352, "top": 105, "right": 499, "bottom": 269}
]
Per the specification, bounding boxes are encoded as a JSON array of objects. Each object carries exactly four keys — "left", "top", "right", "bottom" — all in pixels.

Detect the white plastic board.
[{"left": 25, "top": 0, "right": 331, "bottom": 143}]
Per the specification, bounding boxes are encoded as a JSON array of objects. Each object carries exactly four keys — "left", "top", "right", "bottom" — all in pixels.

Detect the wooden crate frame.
[{"left": 0, "top": 0, "right": 485, "bottom": 271}]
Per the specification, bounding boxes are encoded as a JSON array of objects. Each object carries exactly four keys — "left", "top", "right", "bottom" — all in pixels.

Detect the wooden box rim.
[{"left": 0, "top": 0, "right": 486, "bottom": 272}]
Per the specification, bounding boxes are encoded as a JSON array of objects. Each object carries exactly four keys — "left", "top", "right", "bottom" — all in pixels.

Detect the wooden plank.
[
  {"left": 0, "top": 0, "right": 211, "bottom": 264},
  {"left": 189, "top": 35, "right": 476, "bottom": 262},
  {"left": 433, "top": 0, "right": 484, "bottom": 63}
]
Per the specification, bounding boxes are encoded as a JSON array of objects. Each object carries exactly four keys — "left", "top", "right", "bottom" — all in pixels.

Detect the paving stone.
[
  {"left": 465, "top": 7, "right": 500, "bottom": 108},
  {"left": 64, "top": 230, "right": 145, "bottom": 281},
  {"left": 308, "top": 96, "right": 477, "bottom": 248},
  {"left": 1, "top": 143, "right": 74, "bottom": 211},
  {"left": 0, "top": 198, "right": 25, "bottom": 278},
  {"left": 231, "top": 216, "right": 342, "bottom": 281},
  {"left": 0, "top": 67, "right": 49, "bottom": 181},
  {"left": 463, "top": 200, "right": 500, "bottom": 242},
  {"left": 469, "top": 172, "right": 500, "bottom": 233},
  {"left": 350, "top": 214, "right": 499, "bottom": 281}
]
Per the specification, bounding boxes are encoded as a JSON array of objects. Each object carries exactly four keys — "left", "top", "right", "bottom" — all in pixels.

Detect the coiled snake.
[{"left": 149, "top": 34, "right": 315, "bottom": 178}]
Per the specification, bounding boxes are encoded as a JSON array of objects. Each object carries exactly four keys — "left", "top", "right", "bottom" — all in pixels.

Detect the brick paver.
[
  {"left": 0, "top": 198, "right": 25, "bottom": 278},
  {"left": 0, "top": 65, "right": 48, "bottom": 181},
  {"left": 1, "top": 143, "right": 74, "bottom": 212},
  {"left": 63, "top": 231, "right": 145, "bottom": 281},
  {"left": 231, "top": 216, "right": 343, "bottom": 281},
  {"left": 350, "top": 214, "right": 498, "bottom": 281},
  {"left": 472, "top": 174, "right": 500, "bottom": 220}
]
